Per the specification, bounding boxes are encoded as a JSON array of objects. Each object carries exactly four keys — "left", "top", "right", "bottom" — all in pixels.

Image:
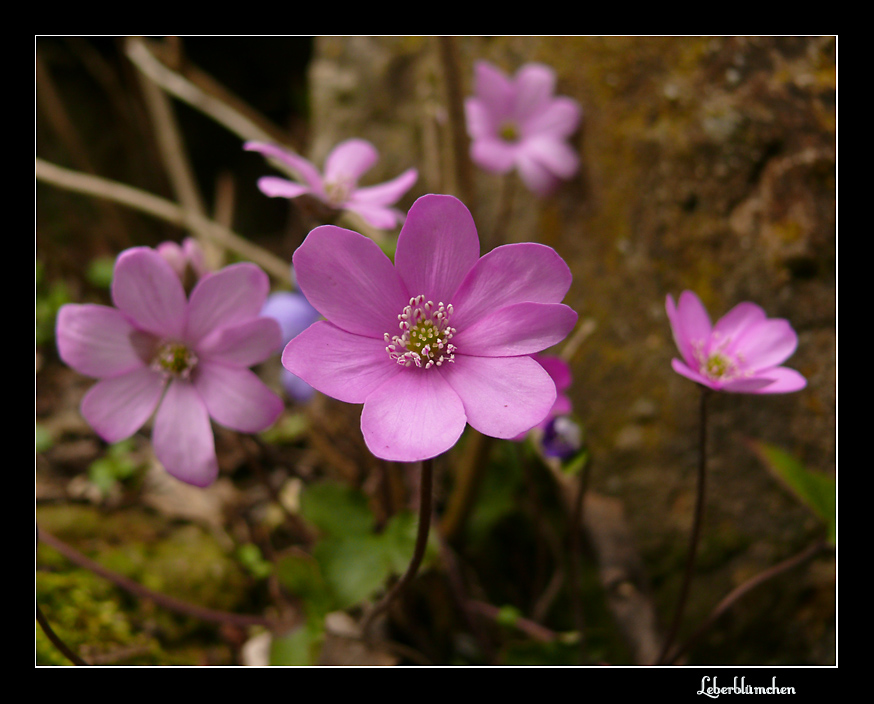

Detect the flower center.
[
  {"left": 152, "top": 341, "right": 198, "bottom": 379},
  {"left": 324, "top": 178, "right": 353, "bottom": 207},
  {"left": 385, "top": 295, "right": 456, "bottom": 369},
  {"left": 692, "top": 336, "right": 747, "bottom": 382},
  {"left": 499, "top": 120, "right": 520, "bottom": 142}
]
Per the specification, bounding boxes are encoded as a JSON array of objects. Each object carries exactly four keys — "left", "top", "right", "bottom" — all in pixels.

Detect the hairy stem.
[
  {"left": 361, "top": 457, "right": 434, "bottom": 635},
  {"left": 657, "top": 386, "right": 710, "bottom": 664}
]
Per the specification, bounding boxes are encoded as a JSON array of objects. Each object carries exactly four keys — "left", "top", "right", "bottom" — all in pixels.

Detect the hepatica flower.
[
  {"left": 465, "top": 60, "right": 582, "bottom": 196},
  {"left": 666, "top": 291, "right": 806, "bottom": 394},
  {"left": 56, "top": 247, "right": 284, "bottom": 486},
  {"left": 244, "top": 138, "right": 418, "bottom": 230},
  {"left": 282, "top": 194, "right": 578, "bottom": 462}
]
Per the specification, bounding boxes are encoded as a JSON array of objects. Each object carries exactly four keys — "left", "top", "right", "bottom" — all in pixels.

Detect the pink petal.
[
  {"left": 513, "top": 63, "right": 556, "bottom": 121},
  {"left": 111, "top": 247, "right": 187, "bottom": 339},
  {"left": 244, "top": 141, "right": 324, "bottom": 191},
  {"left": 324, "top": 138, "right": 379, "bottom": 183},
  {"left": 80, "top": 367, "right": 166, "bottom": 443},
  {"left": 452, "top": 302, "right": 577, "bottom": 357},
  {"left": 351, "top": 167, "right": 418, "bottom": 207},
  {"left": 733, "top": 366, "right": 807, "bottom": 394},
  {"left": 186, "top": 263, "right": 270, "bottom": 345},
  {"left": 667, "top": 292, "right": 711, "bottom": 368},
  {"left": 521, "top": 135, "right": 579, "bottom": 179},
  {"left": 193, "top": 361, "right": 283, "bottom": 433},
  {"left": 346, "top": 202, "right": 404, "bottom": 230},
  {"left": 670, "top": 358, "right": 715, "bottom": 390},
  {"left": 535, "top": 355, "right": 573, "bottom": 392},
  {"left": 470, "top": 137, "right": 518, "bottom": 173},
  {"left": 56, "top": 304, "right": 152, "bottom": 378},
  {"left": 281, "top": 321, "right": 403, "bottom": 404},
  {"left": 465, "top": 98, "right": 497, "bottom": 140},
  {"left": 451, "top": 242, "right": 572, "bottom": 330},
  {"left": 734, "top": 319, "right": 799, "bottom": 371},
  {"left": 152, "top": 380, "right": 218, "bottom": 487},
  {"left": 196, "top": 316, "right": 282, "bottom": 367},
  {"left": 439, "top": 354, "right": 556, "bottom": 439},
  {"left": 713, "top": 301, "right": 767, "bottom": 350},
  {"left": 525, "top": 97, "right": 582, "bottom": 140},
  {"left": 256, "top": 176, "right": 312, "bottom": 200},
  {"left": 394, "top": 194, "right": 481, "bottom": 305},
  {"left": 293, "top": 225, "right": 410, "bottom": 338},
  {"left": 360, "top": 369, "right": 467, "bottom": 462},
  {"left": 515, "top": 150, "right": 562, "bottom": 195},
  {"left": 473, "top": 61, "right": 513, "bottom": 117}
]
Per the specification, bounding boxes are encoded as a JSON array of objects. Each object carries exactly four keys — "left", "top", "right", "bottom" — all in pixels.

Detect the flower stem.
[
  {"left": 36, "top": 601, "right": 89, "bottom": 665},
  {"left": 361, "top": 457, "right": 435, "bottom": 635},
  {"left": 656, "top": 386, "right": 710, "bottom": 664}
]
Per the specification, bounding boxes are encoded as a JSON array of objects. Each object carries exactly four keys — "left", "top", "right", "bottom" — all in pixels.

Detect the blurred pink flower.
[
  {"left": 56, "top": 247, "right": 284, "bottom": 486},
  {"left": 156, "top": 237, "right": 209, "bottom": 282},
  {"left": 666, "top": 291, "right": 807, "bottom": 394},
  {"left": 261, "top": 290, "right": 322, "bottom": 402},
  {"left": 465, "top": 60, "right": 582, "bottom": 196},
  {"left": 244, "top": 138, "right": 418, "bottom": 229},
  {"left": 282, "top": 194, "right": 578, "bottom": 462}
]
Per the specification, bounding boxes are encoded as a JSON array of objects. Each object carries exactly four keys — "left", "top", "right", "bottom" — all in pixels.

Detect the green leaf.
[
  {"left": 751, "top": 440, "right": 836, "bottom": 545},
  {"left": 380, "top": 510, "right": 437, "bottom": 575},
  {"left": 313, "top": 535, "right": 390, "bottom": 610},
  {"left": 269, "top": 621, "right": 325, "bottom": 666},
  {"left": 299, "top": 482, "right": 374, "bottom": 538},
  {"left": 275, "top": 550, "right": 333, "bottom": 619}
]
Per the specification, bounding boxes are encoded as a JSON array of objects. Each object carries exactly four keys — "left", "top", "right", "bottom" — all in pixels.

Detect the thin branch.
[
  {"left": 35, "top": 602, "right": 89, "bottom": 666},
  {"left": 37, "top": 529, "right": 275, "bottom": 629},
  {"left": 35, "top": 157, "right": 292, "bottom": 285},
  {"left": 665, "top": 540, "right": 831, "bottom": 664}
]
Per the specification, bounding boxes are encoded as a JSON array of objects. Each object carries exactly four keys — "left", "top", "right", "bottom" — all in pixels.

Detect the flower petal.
[
  {"left": 451, "top": 242, "right": 572, "bottom": 330},
  {"left": 281, "top": 321, "right": 403, "bottom": 404},
  {"left": 56, "top": 303, "right": 152, "bottom": 378},
  {"left": 521, "top": 135, "right": 579, "bottom": 179},
  {"left": 725, "top": 366, "right": 807, "bottom": 394},
  {"left": 360, "top": 369, "right": 466, "bottom": 462},
  {"left": 196, "top": 316, "right": 282, "bottom": 367},
  {"left": 525, "top": 96, "right": 582, "bottom": 140},
  {"left": 515, "top": 150, "right": 562, "bottom": 195},
  {"left": 713, "top": 301, "right": 767, "bottom": 351},
  {"left": 473, "top": 61, "right": 513, "bottom": 118},
  {"left": 670, "top": 358, "right": 715, "bottom": 389},
  {"left": 255, "top": 176, "right": 312, "bottom": 200},
  {"left": 111, "top": 247, "right": 187, "bottom": 339},
  {"left": 667, "top": 292, "right": 712, "bottom": 368},
  {"left": 470, "top": 137, "right": 517, "bottom": 173},
  {"left": 244, "top": 141, "right": 323, "bottom": 191},
  {"left": 394, "top": 194, "right": 481, "bottom": 305},
  {"left": 324, "top": 138, "right": 379, "bottom": 183},
  {"left": 346, "top": 203, "right": 405, "bottom": 230},
  {"left": 439, "top": 354, "right": 556, "bottom": 439},
  {"left": 80, "top": 367, "right": 166, "bottom": 443},
  {"left": 513, "top": 63, "right": 556, "bottom": 121},
  {"left": 734, "top": 318, "right": 799, "bottom": 371},
  {"left": 351, "top": 167, "right": 418, "bottom": 207},
  {"left": 186, "top": 263, "right": 270, "bottom": 345},
  {"left": 452, "top": 302, "right": 577, "bottom": 356},
  {"left": 193, "top": 361, "right": 283, "bottom": 433},
  {"left": 152, "top": 380, "right": 218, "bottom": 487},
  {"left": 535, "top": 355, "right": 573, "bottom": 392},
  {"left": 293, "top": 225, "right": 410, "bottom": 338}
]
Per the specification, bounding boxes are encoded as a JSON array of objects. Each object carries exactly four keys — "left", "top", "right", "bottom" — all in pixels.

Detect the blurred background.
[{"left": 36, "top": 36, "right": 836, "bottom": 666}]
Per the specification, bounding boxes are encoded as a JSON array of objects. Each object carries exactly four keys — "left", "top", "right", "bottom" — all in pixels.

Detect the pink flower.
[
  {"left": 666, "top": 291, "right": 807, "bottom": 394},
  {"left": 465, "top": 60, "right": 582, "bottom": 196},
  {"left": 244, "top": 138, "right": 418, "bottom": 230},
  {"left": 282, "top": 194, "right": 578, "bottom": 462},
  {"left": 156, "top": 237, "right": 209, "bottom": 283},
  {"left": 56, "top": 247, "right": 284, "bottom": 486}
]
